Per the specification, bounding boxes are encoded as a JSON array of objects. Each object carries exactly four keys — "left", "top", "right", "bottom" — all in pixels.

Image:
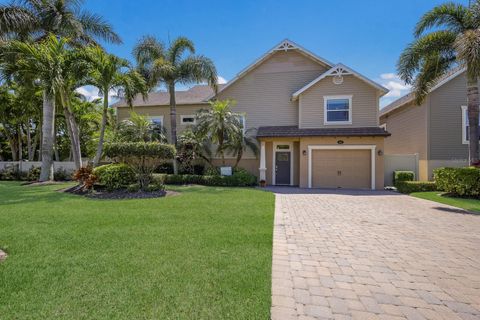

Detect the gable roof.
[
  {"left": 292, "top": 64, "right": 389, "bottom": 100},
  {"left": 380, "top": 67, "right": 466, "bottom": 117},
  {"left": 208, "top": 39, "right": 334, "bottom": 99},
  {"left": 113, "top": 84, "right": 225, "bottom": 108}
]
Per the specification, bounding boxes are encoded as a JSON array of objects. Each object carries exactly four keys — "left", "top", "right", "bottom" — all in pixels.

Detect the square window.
[
  {"left": 181, "top": 115, "right": 196, "bottom": 125},
  {"left": 324, "top": 96, "right": 352, "bottom": 124}
]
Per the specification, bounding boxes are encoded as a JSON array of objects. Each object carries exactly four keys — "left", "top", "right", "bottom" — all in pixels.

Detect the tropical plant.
[
  {"left": 0, "top": 0, "right": 121, "bottom": 44},
  {"left": 0, "top": 0, "right": 121, "bottom": 181},
  {"left": 81, "top": 46, "right": 147, "bottom": 166},
  {"left": 225, "top": 128, "right": 259, "bottom": 168},
  {"left": 177, "top": 128, "right": 213, "bottom": 169},
  {"left": 133, "top": 36, "right": 218, "bottom": 172},
  {"left": 195, "top": 99, "right": 244, "bottom": 165},
  {"left": 397, "top": 1, "right": 480, "bottom": 164},
  {"left": 114, "top": 112, "right": 167, "bottom": 143}
]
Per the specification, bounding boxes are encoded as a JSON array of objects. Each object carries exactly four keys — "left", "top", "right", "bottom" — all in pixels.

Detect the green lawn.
[
  {"left": 411, "top": 191, "right": 480, "bottom": 213},
  {"left": 0, "top": 182, "right": 275, "bottom": 319}
]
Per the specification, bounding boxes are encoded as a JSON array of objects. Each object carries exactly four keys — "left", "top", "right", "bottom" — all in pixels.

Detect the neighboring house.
[
  {"left": 114, "top": 39, "right": 389, "bottom": 189},
  {"left": 380, "top": 68, "right": 470, "bottom": 181}
]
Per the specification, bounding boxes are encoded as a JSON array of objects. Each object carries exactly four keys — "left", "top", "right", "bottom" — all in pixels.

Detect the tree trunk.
[
  {"left": 18, "top": 125, "right": 22, "bottom": 161},
  {"left": 60, "top": 92, "right": 82, "bottom": 169},
  {"left": 26, "top": 121, "right": 32, "bottom": 161},
  {"left": 93, "top": 90, "right": 109, "bottom": 167},
  {"left": 39, "top": 91, "right": 55, "bottom": 182},
  {"left": 168, "top": 82, "right": 179, "bottom": 174},
  {"left": 467, "top": 74, "right": 479, "bottom": 165}
]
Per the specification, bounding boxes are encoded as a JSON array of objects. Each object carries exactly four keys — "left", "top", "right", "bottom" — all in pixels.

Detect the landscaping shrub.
[
  {"left": 158, "top": 168, "right": 257, "bottom": 187},
  {"left": 0, "top": 165, "right": 21, "bottom": 180},
  {"left": 395, "top": 181, "right": 437, "bottom": 194},
  {"left": 104, "top": 142, "right": 176, "bottom": 190},
  {"left": 434, "top": 167, "right": 480, "bottom": 197},
  {"left": 155, "top": 162, "right": 174, "bottom": 174},
  {"left": 393, "top": 171, "right": 415, "bottom": 185},
  {"left": 26, "top": 166, "right": 41, "bottom": 181},
  {"left": 94, "top": 163, "right": 136, "bottom": 191},
  {"left": 73, "top": 166, "right": 97, "bottom": 191},
  {"left": 54, "top": 168, "right": 71, "bottom": 181}
]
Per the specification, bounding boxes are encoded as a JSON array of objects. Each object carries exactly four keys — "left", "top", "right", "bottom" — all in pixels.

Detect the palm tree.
[
  {"left": 195, "top": 99, "right": 243, "bottom": 165},
  {"left": 114, "top": 112, "right": 168, "bottom": 143},
  {"left": 225, "top": 128, "right": 259, "bottom": 168},
  {"left": 81, "top": 46, "right": 147, "bottom": 166},
  {"left": 397, "top": 1, "right": 480, "bottom": 165},
  {"left": 133, "top": 36, "right": 218, "bottom": 152},
  {"left": 0, "top": 0, "right": 121, "bottom": 44},
  {"left": 0, "top": 0, "right": 121, "bottom": 180}
]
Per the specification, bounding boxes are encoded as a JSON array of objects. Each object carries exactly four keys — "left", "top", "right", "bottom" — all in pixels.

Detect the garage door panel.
[{"left": 312, "top": 149, "right": 371, "bottom": 189}]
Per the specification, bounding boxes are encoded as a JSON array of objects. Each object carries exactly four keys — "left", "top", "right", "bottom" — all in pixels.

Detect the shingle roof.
[
  {"left": 113, "top": 84, "right": 225, "bottom": 107},
  {"left": 256, "top": 126, "right": 391, "bottom": 138}
]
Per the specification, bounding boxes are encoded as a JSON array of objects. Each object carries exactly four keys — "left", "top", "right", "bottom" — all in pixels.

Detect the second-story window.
[
  {"left": 324, "top": 95, "right": 352, "bottom": 125},
  {"left": 181, "top": 115, "right": 196, "bottom": 125}
]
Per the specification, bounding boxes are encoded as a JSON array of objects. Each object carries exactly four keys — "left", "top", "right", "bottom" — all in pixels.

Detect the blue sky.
[{"left": 5, "top": 0, "right": 471, "bottom": 106}]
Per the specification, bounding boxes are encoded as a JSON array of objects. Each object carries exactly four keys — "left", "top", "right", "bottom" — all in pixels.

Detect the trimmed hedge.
[
  {"left": 395, "top": 181, "right": 437, "bottom": 194},
  {"left": 393, "top": 171, "right": 415, "bottom": 185},
  {"left": 104, "top": 142, "right": 176, "bottom": 159},
  {"left": 94, "top": 163, "right": 136, "bottom": 191},
  {"left": 434, "top": 167, "right": 480, "bottom": 197},
  {"left": 155, "top": 168, "right": 257, "bottom": 187}
]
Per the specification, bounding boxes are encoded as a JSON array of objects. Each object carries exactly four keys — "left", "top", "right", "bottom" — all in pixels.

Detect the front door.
[{"left": 275, "top": 152, "right": 291, "bottom": 185}]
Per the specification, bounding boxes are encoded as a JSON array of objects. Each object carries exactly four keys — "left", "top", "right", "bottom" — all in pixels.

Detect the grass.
[
  {"left": 411, "top": 191, "right": 480, "bottom": 213},
  {"left": 0, "top": 182, "right": 275, "bottom": 319}
]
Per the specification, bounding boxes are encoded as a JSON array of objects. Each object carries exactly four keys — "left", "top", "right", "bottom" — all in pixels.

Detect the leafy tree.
[
  {"left": 81, "top": 46, "right": 147, "bottom": 166},
  {"left": 225, "top": 128, "right": 259, "bottom": 168},
  {"left": 397, "top": 1, "right": 480, "bottom": 164},
  {"left": 195, "top": 99, "right": 244, "bottom": 165},
  {"left": 133, "top": 36, "right": 218, "bottom": 172}
]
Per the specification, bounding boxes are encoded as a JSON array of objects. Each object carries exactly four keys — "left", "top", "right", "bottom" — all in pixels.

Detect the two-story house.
[
  {"left": 380, "top": 68, "right": 470, "bottom": 181},
  {"left": 114, "top": 39, "right": 389, "bottom": 190}
]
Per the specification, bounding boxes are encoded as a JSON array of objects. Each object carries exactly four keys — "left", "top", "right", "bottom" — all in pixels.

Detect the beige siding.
[
  {"left": 217, "top": 50, "right": 327, "bottom": 130},
  {"left": 299, "top": 75, "right": 379, "bottom": 128},
  {"left": 428, "top": 73, "right": 468, "bottom": 161}
]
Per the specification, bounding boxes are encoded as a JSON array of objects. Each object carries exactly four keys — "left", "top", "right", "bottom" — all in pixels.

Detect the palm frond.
[
  {"left": 397, "top": 30, "right": 456, "bottom": 84},
  {"left": 0, "top": 4, "right": 37, "bottom": 35},
  {"left": 455, "top": 28, "right": 480, "bottom": 80},
  {"left": 414, "top": 2, "right": 470, "bottom": 37},
  {"left": 78, "top": 11, "right": 122, "bottom": 44},
  {"left": 177, "top": 55, "right": 218, "bottom": 90},
  {"left": 133, "top": 35, "right": 164, "bottom": 67},
  {"left": 168, "top": 36, "right": 195, "bottom": 64}
]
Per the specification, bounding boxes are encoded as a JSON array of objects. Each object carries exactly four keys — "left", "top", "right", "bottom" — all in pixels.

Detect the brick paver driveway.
[{"left": 270, "top": 188, "right": 480, "bottom": 320}]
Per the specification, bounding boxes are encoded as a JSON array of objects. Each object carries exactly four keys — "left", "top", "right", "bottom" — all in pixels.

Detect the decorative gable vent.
[
  {"left": 330, "top": 66, "right": 351, "bottom": 85},
  {"left": 274, "top": 40, "right": 298, "bottom": 52}
]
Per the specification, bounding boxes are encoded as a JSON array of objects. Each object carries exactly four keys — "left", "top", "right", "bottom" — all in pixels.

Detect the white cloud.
[
  {"left": 75, "top": 85, "right": 118, "bottom": 105},
  {"left": 377, "top": 73, "right": 412, "bottom": 107},
  {"left": 217, "top": 75, "right": 227, "bottom": 84}
]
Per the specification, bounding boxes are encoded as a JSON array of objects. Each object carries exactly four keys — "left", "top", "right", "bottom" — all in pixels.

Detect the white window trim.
[
  {"left": 147, "top": 116, "right": 164, "bottom": 126},
  {"left": 180, "top": 115, "right": 196, "bottom": 125},
  {"left": 272, "top": 141, "right": 294, "bottom": 186},
  {"left": 379, "top": 123, "right": 387, "bottom": 130},
  {"left": 462, "top": 105, "right": 469, "bottom": 144},
  {"left": 323, "top": 95, "right": 353, "bottom": 125},
  {"left": 238, "top": 114, "right": 246, "bottom": 134},
  {"left": 307, "top": 145, "right": 376, "bottom": 190}
]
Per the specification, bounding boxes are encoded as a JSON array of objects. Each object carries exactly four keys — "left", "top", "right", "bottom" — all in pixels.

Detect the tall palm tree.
[
  {"left": 133, "top": 36, "right": 218, "bottom": 151},
  {"left": 1, "top": 35, "right": 79, "bottom": 180},
  {"left": 0, "top": 0, "right": 121, "bottom": 180},
  {"left": 81, "top": 46, "right": 147, "bottom": 166},
  {"left": 195, "top": 99, "right": 243, "bottom": 165},
  {"left": 397, "top": 1, "right": 480, "bottom": 165},
  {"left": 225, "top": 128, "right": 259, "bottom": 168},
  {"left": 0, "top": 0, "right": 121, "bottom": 44}
]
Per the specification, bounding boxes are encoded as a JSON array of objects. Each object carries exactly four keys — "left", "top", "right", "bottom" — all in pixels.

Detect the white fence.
[
  {"left": 384, "top": 154, "right": 419, "bottom": 186},
  {"left": 0, "top": 161, "right": 77, "bottom": 173}
]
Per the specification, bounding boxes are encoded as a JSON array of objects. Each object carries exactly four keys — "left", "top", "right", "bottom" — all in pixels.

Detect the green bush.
[
  {"left": 157, "top": 168, "right": 257, "bottom": 187},
  {"left": 393, "top": 171, "right": 415, "bottom": 185},
  {"left": 94, "top": 163, "right": 136, "bottom": 191},
  {"left": 434, "top": 167, "right": 480, "bottom": 197},
  {"left": 26, "top": 166, "right": 41, "bottom": 181},
  {"left": 54, "top": 168, "right": 71, "bottom": 181},
  {"left": 395, "top": 181, "right": 437, "bottom": 194}
]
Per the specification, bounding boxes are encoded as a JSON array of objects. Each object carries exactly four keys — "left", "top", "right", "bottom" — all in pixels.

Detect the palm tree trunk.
[
  {"left": 18, "top": 125, "right": 22, "bottom": 161},
  {"left": 39, "top": 91, "right": 55, "bottom": 182},
  {"left": 60, "top": 92, "right": 82, "bottom": 169},
  {"left": 168, "top": 82, "right": 179, "bottom": 174},
  {"left": 93, "top": 90, "right": 109, "bottom": 167},
  {"left": 467, "top": 74, "right": 479, "bottom": 165},
  {"left": 26, "top": 122, "right": 32, "bottom": 161}
]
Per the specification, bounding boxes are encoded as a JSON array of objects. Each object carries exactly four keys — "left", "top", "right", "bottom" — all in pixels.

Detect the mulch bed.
[{"left": 61, "top": 184, "right": 179, "bottom": 200}]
